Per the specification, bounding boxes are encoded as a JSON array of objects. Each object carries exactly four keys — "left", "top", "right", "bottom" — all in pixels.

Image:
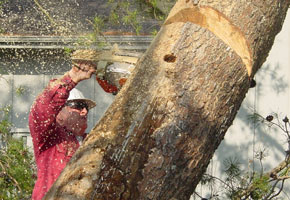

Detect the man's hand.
[{"left": 69, "top": 61, "right": 97, "bottom": 83}]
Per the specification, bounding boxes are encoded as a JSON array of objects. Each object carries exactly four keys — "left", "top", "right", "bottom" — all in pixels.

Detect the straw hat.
[{"left": 71, "top": 49, "right": 100, "bottom": 62}]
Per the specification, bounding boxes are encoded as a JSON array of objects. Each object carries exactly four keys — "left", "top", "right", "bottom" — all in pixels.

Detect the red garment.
[{"left": 29, "top": 74, "right": 80, "bottom": 200}]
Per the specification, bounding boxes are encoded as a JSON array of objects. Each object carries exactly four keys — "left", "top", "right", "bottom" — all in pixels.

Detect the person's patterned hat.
[{"left": 71, "top": 49, "right": 99, "bottom": 62}]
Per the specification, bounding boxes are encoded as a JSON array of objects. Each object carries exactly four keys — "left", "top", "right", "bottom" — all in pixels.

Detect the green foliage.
[
  {"left": 280, "top": 166, "right": 290, "bottom": 177},
  {"left": 15, "top": 86, "right": 26, "bottom": 97},
  {"left": 107, "top": 1, "right": 143, "bottom": 34},
  {"left": 200, "top": 159, "right": 274, "bottom": 200},
  {"left": 0, "top": 106, "right": 11, "bottom": 135},
  {"left": 146, "top": 0, "right": 160, "bottom": 19},
  {"left": 150, "top": 29, "right": 158, "bottom": 36},
  {"left": 71, "top": 0, "right": 169, "bottom": 47},
  {"left": 198, "top": 113, "right": 290, "bottom": 199},
  {"left": 223, "top": 157, "right": 241, "bottom": 180},
  {"left": 63, "top": 47, "right": 73, "bottom": 57},
  {"left": 0, "top": 138, "right": 35, "bottom": 200},
  {"left": 122, "top": 10, "right": 142, "bottom": 35},
  {"left": 97, "top": 0, "right": 167, "bottom": 35},
  {"left": 93, "top": 16, "right": 105, "bottom": 33},
  {"left": 0, "top": 0, "right": 7, "bottom": 7},
  {"left": 136, "top": 0, "right": 169, "bottom": 20},
  {"left": 109, "top": 12, "right": 120, "bottom": 25},
  {"left": 200, "top": 173, "right": 214, "bottom": 185},
  {"left": 149, "top": 0, "right": 158, "bottom": 7},
  {"left": 250, "top": 174, "right": 271, "bottom": 200},
  {"left": 0, "top": 0, "right": 6, "bottom": 35},
  {"left": 0, "top": 106, "right": 36, "bottom": 200}
]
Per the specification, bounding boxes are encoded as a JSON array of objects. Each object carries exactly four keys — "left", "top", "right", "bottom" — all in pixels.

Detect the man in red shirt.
[{"left": 29, "top": 59, "right": 96, "bottom": 200}]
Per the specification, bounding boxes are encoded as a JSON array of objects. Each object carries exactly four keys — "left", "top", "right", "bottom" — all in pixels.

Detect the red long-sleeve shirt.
[{"left": 29, "top": 73, "right": 80, "bottom": 200}]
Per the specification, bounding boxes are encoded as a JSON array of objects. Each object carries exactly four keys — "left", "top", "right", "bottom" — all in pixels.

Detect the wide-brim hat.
[
  {"left": 71, "top": 49, "right": 99, "bottom": 62},
  {"left": 67, "top": 88, "right": 96, "bottom": 109}
]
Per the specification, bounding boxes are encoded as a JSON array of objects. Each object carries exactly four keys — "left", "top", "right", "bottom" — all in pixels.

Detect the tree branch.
[
  {"left": 267, "top": 157, "right": 290, "bottom": 179},
  {"left": 33, "top": 0, "right": 57, "bottom": 26},
  {"left": 0, "top": 159, "right": 22, "bottom": 192}
]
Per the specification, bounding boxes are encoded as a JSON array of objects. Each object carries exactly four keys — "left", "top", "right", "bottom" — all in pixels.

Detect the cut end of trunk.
[{"left": 164, "top": 5, "right": 253, "bottom": 77}]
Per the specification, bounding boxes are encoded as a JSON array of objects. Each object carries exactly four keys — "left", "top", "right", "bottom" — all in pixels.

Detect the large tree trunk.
[{"left": 44, "top": 1, "right": 289, "bottom": 199}]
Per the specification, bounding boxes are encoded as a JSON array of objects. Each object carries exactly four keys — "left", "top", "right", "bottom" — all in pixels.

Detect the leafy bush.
[{"left": 0, "top": 106, "right": 36, "bottom": 200}]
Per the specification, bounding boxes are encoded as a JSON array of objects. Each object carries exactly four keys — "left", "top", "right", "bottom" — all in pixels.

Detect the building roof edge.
[{"left": 0, "top": 35, "right": 154, "bottom": 50}]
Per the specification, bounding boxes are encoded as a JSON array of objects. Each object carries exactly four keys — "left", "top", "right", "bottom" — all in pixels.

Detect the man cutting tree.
[{"left": 29, "top": 50, "right": 97, "bottom": 200}]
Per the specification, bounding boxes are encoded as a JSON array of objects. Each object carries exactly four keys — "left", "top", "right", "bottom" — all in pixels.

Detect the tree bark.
[{"left": 44, "top": 0, "right": 290, "bottom": 199}]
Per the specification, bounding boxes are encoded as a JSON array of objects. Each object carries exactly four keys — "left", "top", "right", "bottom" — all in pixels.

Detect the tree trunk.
[{"left": 44, "top": 0, "right": 290, "bottom": 199}]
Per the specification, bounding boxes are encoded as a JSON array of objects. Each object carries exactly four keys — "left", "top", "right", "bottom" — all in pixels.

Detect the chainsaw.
[
  {"left": 71, "top": 45, "right": 141, "bottom": 95},
  {"left": 95, "top": 61, "right": 135, "bottom": 95}
]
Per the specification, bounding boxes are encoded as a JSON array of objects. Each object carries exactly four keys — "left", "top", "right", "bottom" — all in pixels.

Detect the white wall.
[
  {"left": 0, "top": 74, "right": 114, "bottom": 150},
  {"left": 193, "top": 10, "right": 290, "bottom": 200}
]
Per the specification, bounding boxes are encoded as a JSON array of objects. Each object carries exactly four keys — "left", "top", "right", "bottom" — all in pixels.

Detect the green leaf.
[
  {"left": 0, "top": 106, "right": 35, "bottom": 199},
  {"left": 250, "top": 175, "right": 271, "bottom": 200}
]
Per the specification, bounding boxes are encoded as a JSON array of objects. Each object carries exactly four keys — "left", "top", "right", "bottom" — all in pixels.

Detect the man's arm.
[{"left": 29, "top": 64, "right": 96, "bottom": 147}]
